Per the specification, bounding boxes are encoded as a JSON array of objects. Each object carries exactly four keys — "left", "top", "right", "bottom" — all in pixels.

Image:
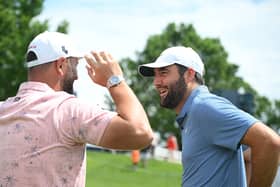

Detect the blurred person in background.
[
  {"left": 166, "top": 133, "right": 178, "bottom": 162},
  {"left": 131, "top": 150, "right": 140, "bottom": 171},
  {"left": 150, "top": 131, "right": 160, "bottom": 158},
  {"left": 138, "top": 46, "right": 280, "bottom": 187},
  {"left": 0, "top": 31, "right": 153, "bottom": 187},
  {"left": 140, "top": 145, "right": 151, "bottom": 168}
]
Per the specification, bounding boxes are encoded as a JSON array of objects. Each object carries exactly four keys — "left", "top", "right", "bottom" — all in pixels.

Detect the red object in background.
[{"left": 167, "top": 135, "right": 178, "bottom": 150}]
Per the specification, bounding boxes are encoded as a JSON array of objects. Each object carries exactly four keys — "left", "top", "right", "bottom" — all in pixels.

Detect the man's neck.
[{"left": 174, "top": 83, "right": 199, "bottom": 115}]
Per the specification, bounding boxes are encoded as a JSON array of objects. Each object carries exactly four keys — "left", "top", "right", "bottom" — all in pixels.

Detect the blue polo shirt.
[{"left": 176, "top": 86, "right": 258, "bottom": 187}]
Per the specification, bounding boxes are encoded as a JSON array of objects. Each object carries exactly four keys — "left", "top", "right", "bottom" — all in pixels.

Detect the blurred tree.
[
  {"left": 270, "top": 100, "right": 280, "bottom": 130},
  {"left": 255, "top": 96, "right": 280, "bottom": 131},
  {"left": 105, "top": 23, "right": 279, "bottom": 147},
  {"left": 0, "top": 0, "right": 68, "bottom": 100}
]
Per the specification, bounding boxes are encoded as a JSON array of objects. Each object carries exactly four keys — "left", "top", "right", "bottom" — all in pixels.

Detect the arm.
[
  {"left": 241, "top": 122, "right": 280, "bottom": 187},
  {"left": 84, "top": 51, "right": 153, "bottom": 150}
]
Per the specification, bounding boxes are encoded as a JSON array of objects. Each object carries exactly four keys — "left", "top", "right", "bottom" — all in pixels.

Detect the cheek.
[
  {"left": 72, "top": 67, "right": 78, "bottom": 76},
  {"left": 153, "top": 76, "right": 164, "bottom": 86},
  {"left": 69, "top": 63, "right": 78, "bottom": 76},
  {"left": 153, "top": 78, "right": 157, "bottom": 86}
]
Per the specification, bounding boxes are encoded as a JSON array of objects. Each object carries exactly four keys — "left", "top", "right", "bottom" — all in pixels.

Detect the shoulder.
[
  {"left": 56, "top": 93, "right": 116, "bottom": 121},
  {"left": 192, "top": 92, "right": 232, "bottom": 114},
  {"left": 56, "top": 94, "right": 96, "bottom": 113},
  {"left": 191, "top": 92, "right": 252, "bottom": 122}
]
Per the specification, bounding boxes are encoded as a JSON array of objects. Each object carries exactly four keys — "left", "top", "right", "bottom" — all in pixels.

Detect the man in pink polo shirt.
[{"left": 0, "top": 31, "right": 153, "bottom": 186}]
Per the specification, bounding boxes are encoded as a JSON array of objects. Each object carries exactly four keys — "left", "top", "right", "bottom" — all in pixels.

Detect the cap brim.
[
  {"left": 138, "top": 66, "right": 155, "bottom": 77},
  {"left": 138, "top": 61, "right": 175, "bottom": 77}
]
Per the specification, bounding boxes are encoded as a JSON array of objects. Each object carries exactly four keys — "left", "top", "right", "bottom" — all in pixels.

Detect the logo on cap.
[
  {"left": 28, "top": 45, "right": 37, "bottom": 49},
  {"left": 61, "top": 46, "right": 68, "bottom": 54}
]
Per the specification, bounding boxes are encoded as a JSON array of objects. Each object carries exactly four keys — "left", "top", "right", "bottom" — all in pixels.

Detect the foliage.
[
  {"left": 255, "top": 96, "right": 280, "bottom": 131},
  {"left": 0, "top": 0, "right": 68, "bottom": 100},
  {"left": 105, "top": 23, "right": 280, "bottom": 147},
  {"left": 86, "top": 150, "right": 182, "bottom": 187},
  {"left": 270, "top": 100, "right": 280, "bottom": 130}
]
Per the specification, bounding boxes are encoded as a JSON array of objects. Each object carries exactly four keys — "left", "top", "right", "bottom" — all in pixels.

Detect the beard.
[
  {"left": 62, "top": 60, "right": 78, "bottom": 95},
  {"left": 62, "top": 78, "right": 75, "bottom": 95},
  {"left": 160, "top": 76, "right": 186, "bottom": 109},
  {"left": 62, "top": 63, "right": 77, "bottom": 95}
]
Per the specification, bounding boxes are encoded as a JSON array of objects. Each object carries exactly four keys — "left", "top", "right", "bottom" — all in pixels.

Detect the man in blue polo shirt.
[{"left": 138, "top": 46, "right": 280, "bottom": 187}]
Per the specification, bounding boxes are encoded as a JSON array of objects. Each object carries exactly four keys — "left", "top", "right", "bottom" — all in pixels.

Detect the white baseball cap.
[
  {"left": 25, "top": 31, "right": 83, "bottom": 68},
  {"left": 138, "top": 46, "right": 204, "bottom": 76}
]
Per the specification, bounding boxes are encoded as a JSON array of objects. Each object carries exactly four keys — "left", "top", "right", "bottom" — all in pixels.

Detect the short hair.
[
  {"left": 175, "top": 64, "right": 204, "bottom": 85},
  {"left": 194, "top": 72, "right": 204, "bottom": 85}
]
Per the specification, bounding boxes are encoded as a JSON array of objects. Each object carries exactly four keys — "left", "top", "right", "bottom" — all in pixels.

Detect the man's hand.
[{"left": 84, "top": 51, "right": 123, "bottom": 87}]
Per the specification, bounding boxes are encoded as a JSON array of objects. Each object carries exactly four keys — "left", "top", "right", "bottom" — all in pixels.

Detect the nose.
[{"left": 153, "top": 75, "right": 162, "bottom": 86}]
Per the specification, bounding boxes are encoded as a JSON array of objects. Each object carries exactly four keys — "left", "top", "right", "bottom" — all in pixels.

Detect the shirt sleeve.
[
  {"left": 56, "top": 97, "right": 117, "bottom": 146},
  {"left": 197, "top": 96, "right": 258, "bottom": 150}
]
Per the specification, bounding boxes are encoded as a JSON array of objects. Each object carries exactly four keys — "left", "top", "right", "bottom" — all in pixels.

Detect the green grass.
[{"left": 86, "top": 150, "right": 182, "bottom": 187}]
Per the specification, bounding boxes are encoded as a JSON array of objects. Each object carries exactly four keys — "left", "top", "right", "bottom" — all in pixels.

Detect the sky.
[{"left": 37, "top": 0, "right": 280, "bottom": 106}]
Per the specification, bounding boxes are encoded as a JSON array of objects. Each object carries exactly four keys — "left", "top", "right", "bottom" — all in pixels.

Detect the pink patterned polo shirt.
[{"left": 0, "top": 82, "right": 116, "bottom": 187}]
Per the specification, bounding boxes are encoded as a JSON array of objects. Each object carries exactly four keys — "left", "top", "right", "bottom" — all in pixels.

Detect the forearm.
[
  {"left": 109, "top": 82, "right": 149, "bottom": 126},
  {"left": 241, "top": 122, "right": 280, "bottom": 187},
  {"left": 98, "top": 81, "right": 153, "bottom": 150},
  {"left": 107, "top": 81, "right": 153, "bottom": 147},
  {"left": 249, "top": 145, "right": 279, "bottom": 187}
]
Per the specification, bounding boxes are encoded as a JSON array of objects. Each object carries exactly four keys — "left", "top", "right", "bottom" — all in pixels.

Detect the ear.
[
  {"left": 184, "top": 68, "right": 196, "bottom": 82},
  {"left": 54, "top": 57, "right": 67, "bottom": 76}
]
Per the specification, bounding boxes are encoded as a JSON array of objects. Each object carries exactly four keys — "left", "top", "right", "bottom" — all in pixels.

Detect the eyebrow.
[{"left": 158, "top": 66, "right": 169, "bottom": 71}]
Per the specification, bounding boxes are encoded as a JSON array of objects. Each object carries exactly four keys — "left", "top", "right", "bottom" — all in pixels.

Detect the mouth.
[{"left": 158, "top": 88, "right": 168, "bottom": 98}]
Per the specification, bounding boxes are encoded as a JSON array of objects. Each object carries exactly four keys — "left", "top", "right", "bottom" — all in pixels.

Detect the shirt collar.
[
  {"left": 18, "top": 81, "right": 55, "bottom": 94},
  {"left": 176, "top": 85, "right": 209, "bottom": 128}
]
